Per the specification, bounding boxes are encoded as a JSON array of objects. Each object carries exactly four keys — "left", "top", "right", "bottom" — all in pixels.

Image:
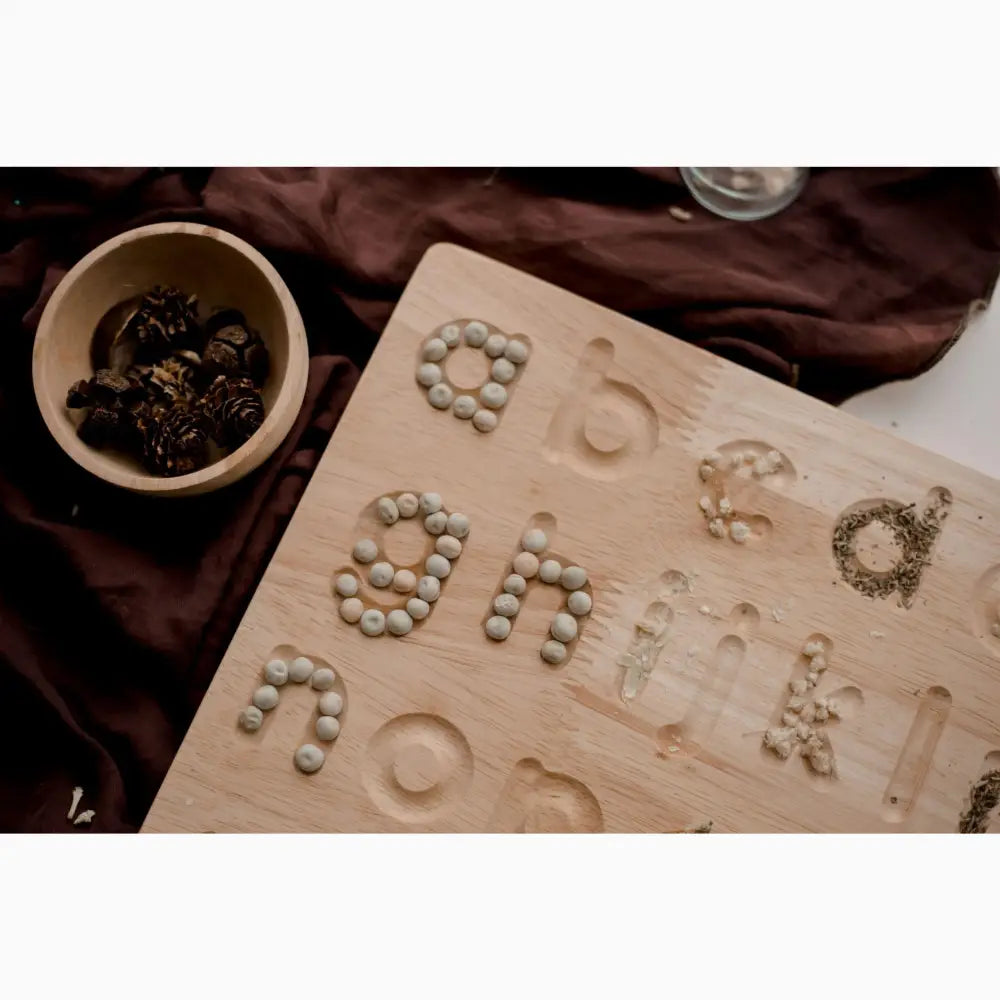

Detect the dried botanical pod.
[
  {"left": 127, "top": 355, "right": 199, "bottom": 407},
  {"left": 201, "top": 374, "right": 265, "bottom": 449},
  {"left": 201, "top": 308, "right": 269, "bottom": 386},
  {"left": 128, "top": 285, "right": 201, "bottom": 359},
  {"left": 65, "top": 369, "right": 148, "bottom": 450},
  {"left": 140, "top": 404, "right": 211, "bottom": 477}
]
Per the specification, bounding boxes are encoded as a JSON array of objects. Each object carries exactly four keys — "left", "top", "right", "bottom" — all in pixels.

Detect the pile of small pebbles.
[
  {"left": 483, "top": 526, "right": 592, "bottom": 665},
  {"left": 696, "top": 448, "right": 783, "bottom": 543},
  {"left": 761, "top": 639, "right": 840, "bottom": 775},
  {"left": 336, "top": 491, "right": 469, "bottom": 638},
  {"left": 416, "top": 320, "right": 530, "bottom": 431},
  {"left": 237, "top": 654, "right": 346, "bottom": 775}
]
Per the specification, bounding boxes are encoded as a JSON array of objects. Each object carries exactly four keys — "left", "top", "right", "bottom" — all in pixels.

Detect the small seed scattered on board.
[
  {"left": 67, "top": 786, "right": 84, "bottom": 821},
  {"left": 668, "top": 205, "right": 693, "bottom": 222},
  {"left": 73, "top": 810, "right": 95, "bottom": 826}
]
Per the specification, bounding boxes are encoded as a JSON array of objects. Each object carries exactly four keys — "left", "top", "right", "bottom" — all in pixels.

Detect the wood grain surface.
[{"left": 143, "top": 243, "right": 1000, "bottom": 833}]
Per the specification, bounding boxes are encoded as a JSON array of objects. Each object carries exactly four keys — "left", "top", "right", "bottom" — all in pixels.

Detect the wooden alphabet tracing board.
[{"left": 143, "top": 244, "right": 1000, "bottom": 833}]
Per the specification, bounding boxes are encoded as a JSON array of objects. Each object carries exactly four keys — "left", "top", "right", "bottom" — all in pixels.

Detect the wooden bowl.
[{"left": 32, "top": 222, "right": 309, "bottom": 496}]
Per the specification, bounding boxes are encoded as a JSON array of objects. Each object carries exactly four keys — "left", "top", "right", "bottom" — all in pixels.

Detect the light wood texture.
[
  {"left": 144, "top": 243, "right": 1000, "bottom": 832},
  {"left": 33, "top": 222, "right": 309, "bottom": 496}
]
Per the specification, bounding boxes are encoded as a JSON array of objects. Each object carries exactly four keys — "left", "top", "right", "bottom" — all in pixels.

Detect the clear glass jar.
[{"left": 679, "top": 167, "right": 809, "bottom": 221}]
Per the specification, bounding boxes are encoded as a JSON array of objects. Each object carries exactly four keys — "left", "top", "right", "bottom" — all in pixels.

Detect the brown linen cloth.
[{"left": 1, "top": 167, "right": 998, "bottom": 832}]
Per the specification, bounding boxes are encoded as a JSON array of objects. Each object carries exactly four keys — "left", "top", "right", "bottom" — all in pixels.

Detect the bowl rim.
[{"left": 32, "top": 221, "right": 310, "bottom": 497}]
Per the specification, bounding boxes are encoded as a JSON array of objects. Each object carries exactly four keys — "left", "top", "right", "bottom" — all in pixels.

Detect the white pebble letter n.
[{"left": 482, "top": 513, "right": 593, "bottom": 667}]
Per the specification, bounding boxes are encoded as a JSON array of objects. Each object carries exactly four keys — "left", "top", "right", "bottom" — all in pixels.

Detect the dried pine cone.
[
  {"left": 127, "top": 354, "right": 200, "bottom": 408},
  {"left": 66, "top": 369, "right": 148, "bottom": 450},
  {"left": 128, "top": 286, "right": 201, "bottom": 359},
  {"left": 140, "top": 405, "right": 211, "bottom": 477},
  {"left": 201, "top": 375, "right": 265, "bottom": 449},
  {"left": 201, "top": 309, "right": 269, "bottom": 386}
]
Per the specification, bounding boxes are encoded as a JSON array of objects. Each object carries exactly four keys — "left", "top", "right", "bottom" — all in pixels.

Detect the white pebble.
[
  {"left": 376, "top": 497, "right": 399, "bottom": 525},
  {"left": 699, "top": 464, "right": 714, "bottom": 481},
  {"left": 396, "top": 493, "right": 419, "bottom": 518},
  {"left": 294, "top": 744, "right": 325, "bottom": 774},
  {"left": 803, "top": 640, "right": 825, "bottom": 658},
  {"left": 708, "top": 518, "right": 726, "bottom": 538},
  {"left": 806, "top": 670, "right": 819, "bottom": 686},
  {"left": 560, "top": 565, "right": 587, "bottom": 590},
  {"left": 239, "top": 705, "right": 263, "bottom": 732},
  {"left": 392, "top": 569, "right": 417, "bottom": 593},
  {"left": 436, "top": 535, "right": 463, "bottom": 559},
  {"left": 369, "top": 562, "right": 394, "bottom": 588},
  {"left": 504, "top": 340, "right": 529, "bottom": 364},
  {"left": 407, "top": 597, "right": 430, "bottom": 620},
  {"left": 539, "top": 559, "right": 562, "bottom": 584},
  {"left": 811, "top": 655, "right": 828, "bottom": 672},
  {"left": 484, "top": 333, "right": 508, "bottom": 358},
  {"left": 551, "top": 612, "right": 578, "bottom": 642},
  {"left": 424, "top": 511, "right": 448, "bottom": 535},
  {"left": 419, "top": 492, "right": 443, "bottom": 514},
  {"left": 440, "top": 324, "right": 460, "bottom": 348},
  {"left": 512, "top": 551, "right": 539, "bottom": 578},
  {"left": 446, "top": 512, "right": 470, "bottom": 538},
  {"left": 417, "top": 576, "right": 440, "bottom": 602},
  {"left": 718, "top": 497, "right": 733, "bottom": 516},
  {"left": 698, "top": 496, "right": 715, "bottom": 516},
  {"left": 417, "top": 362, "right": 443, "bottom": 388},
  {"left": 311, "top": 668, "right": 336, "bottom": 691},
  {"left": 360, "top": 609, "right": 386, "bottom": 636},
  {"left": 494, "top": 593, "right": 520, "bottom": 617},
  {"left": 463, "top": 320, "right": 489, "bottom": 346},
  {"left": 340, "top": 597, "right": 363, "bottom": 623},
  {"left": 318, "top": 691, "right": 344, "bottom": 716},
  {"left": 503, "top": 573, "right": 527, "bottom": 595},
  {"left": 540, "top": 639, "right": 567, "bottom": 665},
  {"left": 485, "top": 615, "right": 512, "bottom": 641},
  {"left": 422, "top": 338, "right": 448, "bottom": 362},
  {"left": 730, "top": 521, "right": 751, "bottom": 543},
  {"left": 472, "top": 409, "right": 498, "bottom": 433},
  {"left": 567, "top": 590, "right": 592, "bottom": 616},
  {"left": 289, "top": 656, "right": 315, "bottom": 682},
  {"left": 253, "top": 685, "right": 279, "bottom": 711},
  {"left": 428, "top": 383, "right": 454, "bottom": 409},
  {"left": 387, "top": 609, "right": 414, "bottom": 636},
  {"left": 426, "top": 553, "right": 451, "bottom": 579},
  {"left": 335, "top": 574, "right": 358, "bottom": 597},
  {"left": 789, "top": 679, "right": 808, "bottom": 696},
  {"left": 452, "top": 395, "right": 477, "bottom": 419},
  {"left": 264, "top": 659, "right": 289, "bottom": 686},
  {"left": 316, "top": 716, "right": 341, "bottom": 741},
  {"left": 491, "top": 358, "right": 517, "bottom": 383},
  {"left": 353, "top": 538, "right": 378, "bottom": 563},
  {"left": 480, "top": 382, "right": 508, "bottom": 410},
  {"left": 521, "top": 528, "right": 548, "bottom": 553}
]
